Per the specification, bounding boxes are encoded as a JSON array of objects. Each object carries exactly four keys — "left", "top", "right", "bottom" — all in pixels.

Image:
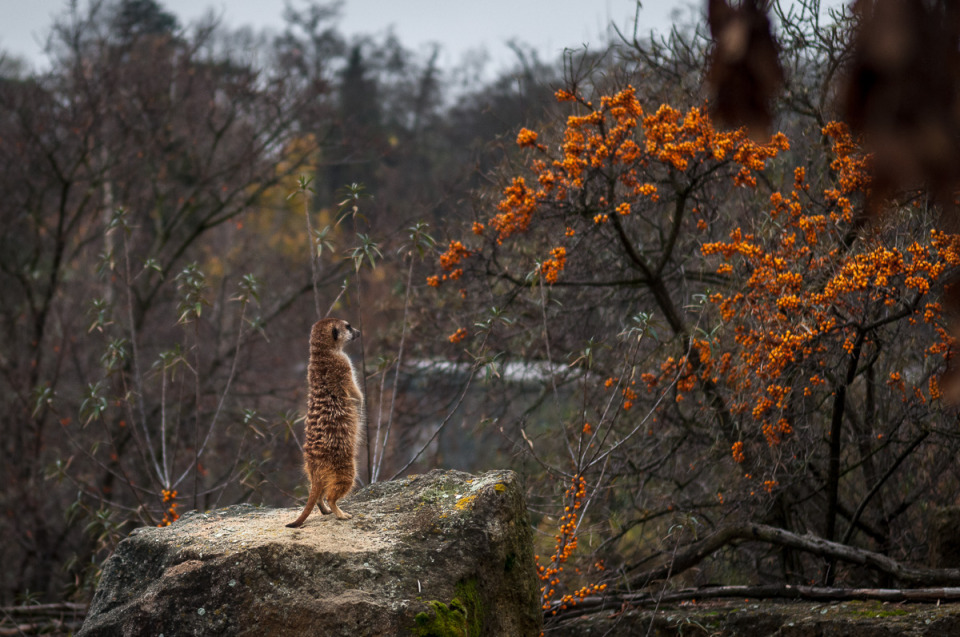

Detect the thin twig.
[
  {"left": 372, "top": 253, "right": 415, "bottom": 482},
  {"left": 387, "top": 337, "right": 489, "bottom": 481},
  {"left": 300, "top": 183, "right": 322, "bottom": 320},
  {"left": 175, "top": 299, "right": 248, "bottom": 490},
  {"left": 119, "top": 219, "right": 164, "bottom": 482}
]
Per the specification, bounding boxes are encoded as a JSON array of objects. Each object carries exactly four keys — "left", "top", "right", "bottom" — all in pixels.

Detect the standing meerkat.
[{"left": 286, "top": 317, "right": 364, "bottom": 528}]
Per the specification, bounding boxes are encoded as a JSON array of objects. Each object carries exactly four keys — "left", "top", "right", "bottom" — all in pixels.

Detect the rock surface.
[{"left": 78, "top": 469, "right": 540, "bottom": 636}]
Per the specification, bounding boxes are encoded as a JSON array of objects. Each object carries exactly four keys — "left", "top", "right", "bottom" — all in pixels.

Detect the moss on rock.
[
  {"left": 413, "top": 599, "right": 468, "bottom": 637},
  {"left": 412, "top": 579, "right": 483, "bottom": 637}
]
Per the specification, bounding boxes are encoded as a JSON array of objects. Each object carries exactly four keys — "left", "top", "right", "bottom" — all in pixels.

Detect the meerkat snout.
[{"left": 331, "top": 323, "right": 360, "bottom": 345}]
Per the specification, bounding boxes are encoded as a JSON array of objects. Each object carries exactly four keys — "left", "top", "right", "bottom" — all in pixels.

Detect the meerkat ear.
[{"left": 332, "top": 326, "right": 339, "bottom": 341}]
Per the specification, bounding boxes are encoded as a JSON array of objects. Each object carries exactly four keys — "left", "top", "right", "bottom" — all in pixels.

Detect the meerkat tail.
[{"left": 286, "top": 478, "right": 322, "bottom": 528}]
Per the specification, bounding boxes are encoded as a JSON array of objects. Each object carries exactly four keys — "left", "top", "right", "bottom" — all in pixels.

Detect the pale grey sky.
[
  {"left": 1, "top": 0, "right": 694, "bottom": 74},
  {"left": 1, "top": 1, "right": 849, "bottom": 77}
]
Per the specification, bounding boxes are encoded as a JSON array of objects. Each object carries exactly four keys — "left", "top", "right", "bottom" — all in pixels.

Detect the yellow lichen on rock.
[{"left": 455, "top": 495, "right": 477, "bottom": 511}]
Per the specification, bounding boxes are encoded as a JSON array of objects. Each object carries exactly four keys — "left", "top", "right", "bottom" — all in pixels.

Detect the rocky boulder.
[{"left": 78, "top": 469, "right": 540, "bottom": 636}]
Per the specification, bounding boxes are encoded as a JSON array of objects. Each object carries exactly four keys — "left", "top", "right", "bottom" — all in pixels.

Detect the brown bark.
[
  {"left": 549, "top": 585, "right": 960, "bottom": 621},
  {"left": 0, "top": 602, "right": 86, "bottom": 636},
  {"left": 629, "top": 522, "right": 960, "bottom": 590}
]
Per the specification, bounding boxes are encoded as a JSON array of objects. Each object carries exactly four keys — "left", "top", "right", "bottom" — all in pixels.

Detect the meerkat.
[{"left": 286, "top": 318, "right": 364, "bottom": 528}]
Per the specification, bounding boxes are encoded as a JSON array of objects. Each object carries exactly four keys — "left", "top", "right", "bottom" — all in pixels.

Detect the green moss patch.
[
  {"left": 413, "top": 599, "right": 468, "bottom": 637},
  {"left": 412, "top": 579, "right": 483, "bottom": 637}
]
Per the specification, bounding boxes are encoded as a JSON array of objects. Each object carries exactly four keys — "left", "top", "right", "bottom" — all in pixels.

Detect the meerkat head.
[{"left": 311, "top": 318, "right": 361, "bottom": 351}]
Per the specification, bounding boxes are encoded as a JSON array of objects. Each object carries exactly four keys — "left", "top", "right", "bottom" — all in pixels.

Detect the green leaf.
[
  {"left": 31, "top": 386, "right": 54, "bottom": 418},
  {"left": 79, "top": 382, "right": 108, "bottom": 425},
  {"left": 175, "top": 263, "right": 208, "bottom": 324}
]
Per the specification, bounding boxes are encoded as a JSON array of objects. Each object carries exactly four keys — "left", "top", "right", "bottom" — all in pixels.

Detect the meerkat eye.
[{"left": 332, "top": 327, "right": 339, "bottom": 341}]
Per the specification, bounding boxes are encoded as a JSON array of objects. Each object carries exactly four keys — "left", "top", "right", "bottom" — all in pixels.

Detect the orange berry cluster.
[
  {"left": 536, "top": 475, "right": 607, "bottom": 616},
  {"left": 438, "top": 240, "right": 470, "bottom": 270},
  {"left": 429, "top": 240, "right": 472, "bottom": 286},
  {"left": 491, "top": 177, "right": 538, "bottom": 242},
  {"left": 159, "top": 489, "right": 179, "bottom": 527},
  {"left": 700, "top": 122, "right": 959, "bottom": 462},
  {"left": 731, "top": 441, "right": 745, "bottom": 464},
  {"left": 516, "top": 127, "right": 540, "bottom": 148},
  {"left": 430, "top": 89, "right": 789, "bottom": 293},
  {"left": 639, "top": 337, "right": 728, "bottom": 404},
  {"left": 540, "top": 247, "right": 567, "bottom": 284}
]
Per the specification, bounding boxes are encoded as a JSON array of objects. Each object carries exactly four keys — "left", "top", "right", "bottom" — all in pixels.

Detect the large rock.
[{"left": 78, "top": 469, "right": 540, "bottom": 636}]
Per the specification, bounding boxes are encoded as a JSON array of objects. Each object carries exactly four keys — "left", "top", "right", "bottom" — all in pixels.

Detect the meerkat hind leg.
[
  {"left": 325, "top": 476, "right": 353, "bottom": 520},
  {"left": 330, "top": 499, "right": 352, "bottom": 520},
  {"left": 319, "top": 498, "right": 332, "bottom": 515}
]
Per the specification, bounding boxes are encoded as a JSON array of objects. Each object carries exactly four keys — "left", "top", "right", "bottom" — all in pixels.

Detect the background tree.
[
  {"left": 0, "top": 0, "right": 570, "bottom": 606},
  {"left": 0, "top": 0, "right": 329, "bottom": 601},
  {"left": 428, "top": 3, "right": 960, "bottom": 623}
]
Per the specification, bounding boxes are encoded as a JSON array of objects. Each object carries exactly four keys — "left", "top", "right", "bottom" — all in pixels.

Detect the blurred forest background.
[{"left": 4, "top": 0, "right": 960, "bottom": 632}]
